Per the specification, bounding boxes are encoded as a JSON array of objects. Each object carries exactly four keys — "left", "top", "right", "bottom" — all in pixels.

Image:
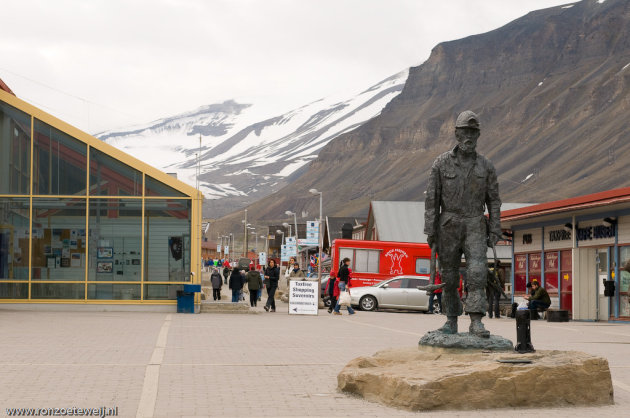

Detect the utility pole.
[{"left": 243, "top": 209, "right": 248, "bottom": 258}]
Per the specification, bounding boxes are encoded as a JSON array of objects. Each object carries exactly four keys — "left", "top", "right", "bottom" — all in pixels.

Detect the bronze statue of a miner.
[{"left": 424, "top": 110, "right": 501, "bottom": 338}]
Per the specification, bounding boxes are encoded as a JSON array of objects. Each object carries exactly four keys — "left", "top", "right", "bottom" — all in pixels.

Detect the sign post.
[{"left": 288, "top": 280, "right": 318, "bottom": 315}]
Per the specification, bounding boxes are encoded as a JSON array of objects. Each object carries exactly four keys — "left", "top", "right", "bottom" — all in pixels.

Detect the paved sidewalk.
[{"left": 1, "top": 302, "right": 629, "bottom": 417}]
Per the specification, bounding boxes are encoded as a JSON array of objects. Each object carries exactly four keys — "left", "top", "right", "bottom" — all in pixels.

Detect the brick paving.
[{"left": 1, "top": 300, "right": 629, "bottom": 418}]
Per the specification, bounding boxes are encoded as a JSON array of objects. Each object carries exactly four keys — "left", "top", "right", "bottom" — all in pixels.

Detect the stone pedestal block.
[{"left": 337, "top": 347, "right": 613, "bottom": 411}]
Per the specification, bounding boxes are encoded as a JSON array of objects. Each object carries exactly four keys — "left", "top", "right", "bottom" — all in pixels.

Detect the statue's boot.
[
  {"left": 469, "top": 313, "right": 490, "bottom": 338},
  {"left": 436, "top": 316, "right": 458, "bottom": 334}
]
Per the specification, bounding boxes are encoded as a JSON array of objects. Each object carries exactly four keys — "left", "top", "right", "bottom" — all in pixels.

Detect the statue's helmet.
[{"left": 455, "top": 110, "right": 480, "bottom": 130}]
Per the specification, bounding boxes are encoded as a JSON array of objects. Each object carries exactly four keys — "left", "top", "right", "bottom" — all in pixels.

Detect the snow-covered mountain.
[{"left": 96, "top": 70, "right": 408, "bottom": 217}]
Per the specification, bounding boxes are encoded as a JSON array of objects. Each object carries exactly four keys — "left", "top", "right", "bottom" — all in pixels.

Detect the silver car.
[{"left": 349, "top": 276, "right": 431, "bottom": 312}]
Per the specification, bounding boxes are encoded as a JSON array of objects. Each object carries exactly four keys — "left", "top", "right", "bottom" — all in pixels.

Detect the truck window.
[
  {"left": 354, "top": 249, "right": 380, "bottom": 273},
  {"left": 339, "top": 248, "right": 354, "bottom": 269},
  {"left": 415, "top": 258, "right": 430, "bottom": 274}
]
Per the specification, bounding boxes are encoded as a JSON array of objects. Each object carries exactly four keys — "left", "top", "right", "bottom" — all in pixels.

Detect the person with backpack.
[
  {"left": 210, "top": 268, "right": 223, "bottom": 301},
  {"left": 246, "top": 268, "right": 263, "bottom": 307}
]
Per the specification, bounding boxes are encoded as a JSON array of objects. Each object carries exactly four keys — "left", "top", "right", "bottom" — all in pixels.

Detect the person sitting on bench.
[{"left": 524, "top": 280, "right": 551, "bottom": 312}]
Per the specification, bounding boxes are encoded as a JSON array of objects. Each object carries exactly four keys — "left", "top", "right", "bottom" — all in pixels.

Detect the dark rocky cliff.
[{"left": 213, "top": 0, "right": 630, "bottom": 233}]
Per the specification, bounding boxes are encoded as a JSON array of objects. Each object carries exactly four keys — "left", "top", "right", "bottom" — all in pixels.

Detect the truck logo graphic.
[{"left": 384, "top": 249, "right": 408, "bottom": 275}]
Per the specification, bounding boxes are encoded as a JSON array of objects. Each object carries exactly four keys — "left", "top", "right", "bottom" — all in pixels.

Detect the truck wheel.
[{"left": 360, "top": 295, "right": 377, "bottom": 311}]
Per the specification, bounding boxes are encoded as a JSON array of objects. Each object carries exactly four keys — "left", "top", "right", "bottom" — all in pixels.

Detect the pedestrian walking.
[
  {"left": 210, "top": 268, "right": 223, "bottom": 301},
  {"left": 263, "top": 259, "right": 280, "bottom": 312},
  {"left": 229, "top": 267, "right": 244, "bottom": 303},
  {"left": 284, "top": 257, "right": 296, "bottom": 288},
  {"left": 327, "top": 270, "right": 337, "bottom": 314},
  {"left": 223, "top": 265, "right": 230, "bottom": 285},
  {"left": 428, "top": 272, "right": 443, "bottom": 314},
  {"left": 333, "top": 258, "right": 355, "bottom": 315},
  {"left": 246, "top": 268, "right": 263, "bottom": 307}
]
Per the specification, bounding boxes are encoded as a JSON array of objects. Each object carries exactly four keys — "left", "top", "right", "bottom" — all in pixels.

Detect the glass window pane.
[
  {"left": 31, "top": 283, "right": 84, "bottom": 299},
  {"left": 416, "top": 258, "right": 430, "bottom": 274},
  {"left": 386, "top": 279, "right": 404, "bottom": 288},
  {"left": 31, "top": 198, "right": 87, "bottom": 281},
  {"left": 144, "top": 199, "right": 191, "bottom": 282},
  {"left": 407, "top": 278, "right": 429, "bottom": 288},
  {"left": 0, "top": 101, "right": 30, "bottom": 194},
  {"left": 33, "top": 119, "right": 87, "bottom": 195},
  {"left": 0, "top": 197, "right": 30, "bottom": 280},
  {"left": 367, "top": 250, "right": 380, "bottom": 273},
  {"left": 0, "top": 282, "right": 28, "bottom": 299},
  {"left": 143, "top": 284, "right": 183, "bottom": 300},
  {"left": 145, "top": 175, "right": 188, "bottom": 197},
  {"left": 88, "top": 199, "right": 142, "bottom": 282},
  {"left": 88, "top": 283, "right": 140, "bottom": 300},
  {"left": 89, "top": 148, "right": 142, "bottom": 196},
  {"left": 339, "top": 248, "right": 354, "bottom": 270}
]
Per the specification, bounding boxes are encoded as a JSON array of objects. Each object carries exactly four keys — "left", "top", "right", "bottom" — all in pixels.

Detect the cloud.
[{"left": 0, "top": 0, "right": 570, "bottom": 134}]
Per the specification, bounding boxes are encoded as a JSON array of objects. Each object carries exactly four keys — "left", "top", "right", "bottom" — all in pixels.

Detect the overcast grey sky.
[{"left": 0, "top": 0, "right": 572, "bottom": 134}]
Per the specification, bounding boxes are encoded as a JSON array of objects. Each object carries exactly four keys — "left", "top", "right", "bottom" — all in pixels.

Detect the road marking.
[
  {"left": 136, "top": 314, "right": 172, "bottom": 418},
  {"left": 613, "top": 379, "right": 630, "bottom": 393}
]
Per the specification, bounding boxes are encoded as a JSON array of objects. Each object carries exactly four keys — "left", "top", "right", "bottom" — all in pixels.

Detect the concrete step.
[{"left": 200, "top": 301, "right": 257, "bottom": 314}]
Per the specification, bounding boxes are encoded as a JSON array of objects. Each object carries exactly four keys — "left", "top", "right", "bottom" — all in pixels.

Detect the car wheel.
[
  {"left": 360, "top": 295, "right": 377, "bottom": 311},
  {"left": 323, "top": 297, "right": 331, "bottom": 308},
  {"left": 432, "top": 300, "right": 441, "bottom": 314}
]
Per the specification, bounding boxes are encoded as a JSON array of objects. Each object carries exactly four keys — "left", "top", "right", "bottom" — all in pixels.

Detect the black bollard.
[{"left": 514, "top": 309, "right": 535, "bottom": 353}]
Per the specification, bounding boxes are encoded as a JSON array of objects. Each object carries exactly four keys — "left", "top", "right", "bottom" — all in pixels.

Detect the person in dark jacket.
[
  {"left": 334, "top": 258, "right": 355, "bottom": 315},
  {"left": 246, "top": 269, "right": 263, "bottom": 307},
  {"left": 229, "top": 268, "right": 244, "bottom": 303},
  {"left": 223, "top": 266, "right": 230, "bottom": 285},
  {"left": 210, "top": 268, "right": 223, "bottom": 301},
  {"left": 263, "top": 259, "right": 280, "bottom": 312},
  {"left": 327, "top": 271, "right": 337, "bottom": 314}
]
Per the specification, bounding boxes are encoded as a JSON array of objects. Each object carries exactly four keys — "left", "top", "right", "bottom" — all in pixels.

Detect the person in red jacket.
[{"left": 428, "top": 272, "right": 443, "bottom": 314}]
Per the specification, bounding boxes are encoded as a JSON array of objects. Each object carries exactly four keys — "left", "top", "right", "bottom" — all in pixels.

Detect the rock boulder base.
[{"left": 337, "top": 347, "right": 613, "bottom": 411}]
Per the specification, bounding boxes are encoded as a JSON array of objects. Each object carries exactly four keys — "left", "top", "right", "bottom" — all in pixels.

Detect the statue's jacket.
[{"left": 424, "top": 145, "right": 501, "bottom": 240}]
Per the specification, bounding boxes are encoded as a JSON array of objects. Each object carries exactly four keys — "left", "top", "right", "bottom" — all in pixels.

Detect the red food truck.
[{"left": 330, "top": 239, "right": 432, "bottom": 287}]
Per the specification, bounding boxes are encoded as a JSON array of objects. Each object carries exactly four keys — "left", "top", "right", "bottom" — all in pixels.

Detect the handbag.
[{"left": 339, "top": 290, "right": 352, "bottom": 306}]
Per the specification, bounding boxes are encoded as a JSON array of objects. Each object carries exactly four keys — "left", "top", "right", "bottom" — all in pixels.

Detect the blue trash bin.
[{"left": 176, "top": 285, "right": 201, "bottom": 313}]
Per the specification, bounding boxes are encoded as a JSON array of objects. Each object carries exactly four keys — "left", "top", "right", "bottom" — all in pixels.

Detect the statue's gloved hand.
[
  {"left": 427, "top": 235, "right": 435, "bottom": 248},
  {"left": 487, "top": 232, "right": 501, "bottom": 247}
]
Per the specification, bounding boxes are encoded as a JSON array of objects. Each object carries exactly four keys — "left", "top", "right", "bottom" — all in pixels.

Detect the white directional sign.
[
  {"left": 288, "top": 280, "right": 318, "bottom": 315},
  {"left": 217, "top": 244, "right": 222, "bottom": 252},
  {"left": 259, "top": 252, "right": 267, "bottom": 266}
]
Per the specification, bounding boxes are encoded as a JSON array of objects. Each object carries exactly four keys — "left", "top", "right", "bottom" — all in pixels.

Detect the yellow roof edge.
[{"left": 0, "top": 89, "right": 202, "bottom": 199}]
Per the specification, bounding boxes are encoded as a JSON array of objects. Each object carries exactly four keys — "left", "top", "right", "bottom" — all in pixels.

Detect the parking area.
[{"left": 1, "top": 302, "right": 630, "bottom": 417}]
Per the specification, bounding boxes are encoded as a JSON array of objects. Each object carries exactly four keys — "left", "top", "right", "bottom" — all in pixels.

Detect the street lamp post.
[
  {"left": 309, "top": 189, "right": 323, "bottom": 306},
  {"left": 285, "top": 211, "right": 298, "bottom": 241},
  {"left": 282, "top": 222, "right": 292, "bottom": 239}
]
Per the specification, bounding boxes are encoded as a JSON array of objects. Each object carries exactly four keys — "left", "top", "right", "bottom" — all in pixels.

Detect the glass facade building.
[{"left": 0, "top": 89, "right": 202, "bottom": 304}]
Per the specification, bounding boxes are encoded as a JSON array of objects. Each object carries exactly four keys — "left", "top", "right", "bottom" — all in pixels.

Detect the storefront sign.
[
  {"left": 288, "top": 280, "right": 318, "bottom": 315},
  {"left": 548, "top": 230, "right": 571, "bottom": 242},
  {"left": 522, "top": 234, "right": 533, "bottom": 244},
  {"left": 576, "top": 224, "right": 615, "bottom": 241}
]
